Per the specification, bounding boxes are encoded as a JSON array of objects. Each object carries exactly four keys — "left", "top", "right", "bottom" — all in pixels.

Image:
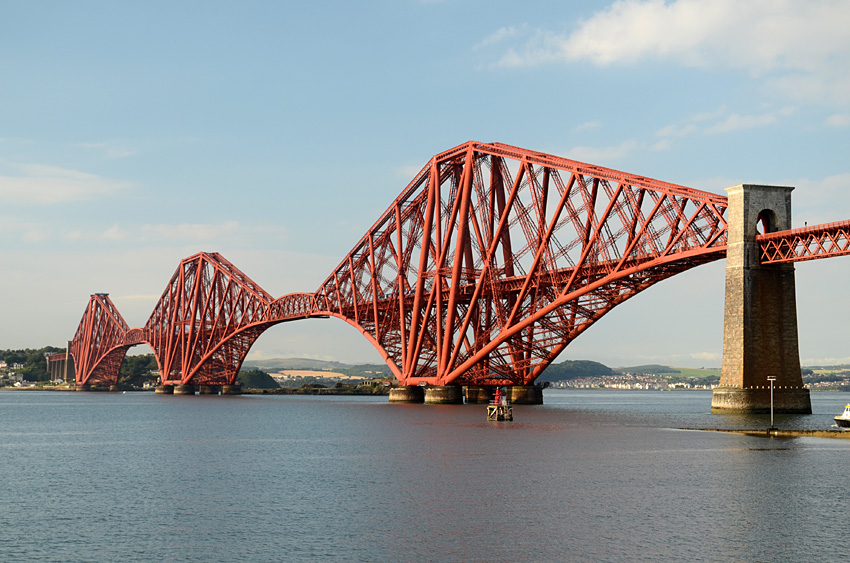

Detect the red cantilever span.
[{"left": 65, "top": 141, "right": 850, "bottom": 389}]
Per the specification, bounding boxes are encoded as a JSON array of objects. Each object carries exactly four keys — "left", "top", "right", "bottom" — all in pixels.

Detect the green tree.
[
  {"left": 119, "top": 354, "right": 160, "bottom": 387},
  {"left": 237, "top": 368, "right": 280, "bottom": 389}
]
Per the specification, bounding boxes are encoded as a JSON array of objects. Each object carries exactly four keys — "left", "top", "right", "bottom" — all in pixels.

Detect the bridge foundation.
[
  {"left": 464, "top": 386, "right": 493, "bottom": 404},
  {"left": 173, "top": 384, "right": 196, "bottom": 395},
  {"left": 388, "top": 385, "right": 425, "bottom": 403},
  {"left": 423, "top": 385, "right": 464, "bottom": 404},
  {"left": 221, "top": 384, "right": 242, "bottom": 395},
  {"left": 712, "top": 184, "right": 811, "bottom": 414},
  {"left": 198, "top": 385, "right": 221, "bottom": 395},
  {"left": 509, "top": 385, "right": 544, "bottom": 404},
  {"left": 155, "top": 384, "right": 174, "bottom": 394},
  {"left": 75, "top": 383, "right": 90, "bottom": 392}
]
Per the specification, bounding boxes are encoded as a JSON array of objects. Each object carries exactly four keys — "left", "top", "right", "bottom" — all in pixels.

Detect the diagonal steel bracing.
[{"left": 67, "top": 141, "right": 850, "bottom": 389}]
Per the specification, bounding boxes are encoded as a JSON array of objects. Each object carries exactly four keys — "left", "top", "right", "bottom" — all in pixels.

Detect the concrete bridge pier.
[
  {"left": 198, "top": 385, "right": 221, "bottom": 395},
  {"left": 423, "top": 385, "right": 464, "bottom": 404},
  {"left": 464, "top": 386, "right": 493, "bottom": 404},
  {"left": 712, "top": 184, "right": 811, "bottom": 414},
  {"left": 221, "top": 384, "right": 242, "bottom": 395},
  {"left": 173, "top": 384, "right": 196, "bottom": 395},
  {"left": 75, "top": 383, "right": 90, "bottom": 392},
  {"left": 388, "top": 385, "right": 425, "bottom": 403},
  {"left": 154, "top": 384, "right": 174, "bottom": 394},
  {"left": 508, "top": 385, "right": 544, "bottom": 404}
]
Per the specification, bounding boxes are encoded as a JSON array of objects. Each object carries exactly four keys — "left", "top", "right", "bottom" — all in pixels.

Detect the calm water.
[{"left": 2, "top": 389, "right": 850, "bottom": 562}]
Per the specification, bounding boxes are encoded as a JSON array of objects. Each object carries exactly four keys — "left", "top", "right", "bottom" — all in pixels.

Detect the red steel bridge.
[{"left": 64, "top": 141, "right": 850, "bottom": 390}]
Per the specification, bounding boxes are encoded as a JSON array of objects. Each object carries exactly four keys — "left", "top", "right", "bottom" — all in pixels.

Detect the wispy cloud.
[
  {"left": 656, "top": 105, "right": 795, "bottom": 139},
  {"left": 140, "top": 221, "right": 288, "bottom": 244},
  {"left": 563, "top": 138, "right": 668, "bottom": 166},
  {"left": 825, "top": 113, "right": 850, "bottom": 127},
  {"left": 142, "top": 221, "right": 241, "bottom": 242},
  {"left": 573, "top": 120, "right": 602, "bottom": 132},
  {"left": 484, "top": 0, "right": 850, "bottom": 106},
  {"left": 75, "top": 141, "right": 136, "bottom": 159},
  {"left": 102, "top": 224, "right": 128, "bottom": 241},
  {"left": 0, "top": 163, "right": 131, "bottom": 204},
  {"left": 690, "top": 351, "right": 719, "bottom": 361}
]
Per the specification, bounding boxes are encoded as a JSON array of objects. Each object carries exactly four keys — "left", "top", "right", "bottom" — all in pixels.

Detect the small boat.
[{"left": 834, "top": 404, "right": 850, "bottom": 428}]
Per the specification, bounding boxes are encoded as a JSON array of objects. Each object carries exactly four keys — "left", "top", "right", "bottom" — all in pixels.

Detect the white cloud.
[
  {"left": 22, "top": 228, "right": 52, "bottom": 243},
  {"left": 563, "top": 138, "right": 669, "bottom": 165},
  {"left": 825, "top": 113, "right": 850, "bottom": 127},
  {"left": 488, "top": 0, "right": 850, "bottom": 105},
  {"left": 136, "top": 220, "right": 288, "bottom": 245},
  {"left": 102, "top": 224, "right": 128, "bottom": 241},
  {"left": 705, "top": 112, "right": 778, "bottom": 134},
  {"left": 0, "top": 163, "right": 131, "bottom": 204},
  {"left": 142, "top": 221, "right": 241, "bottom": 242},
  {"left": 656, "top": 105, "right": 794, "bottom": 139},
  {"left": 75, "top": 141, "right": 136, "bottom": 159},
  {"left": 690, "top": 351, "right": 719, "bottom": 361},
  {"left": 474, "top": 26, "right": 521, "bottom": 50},
  {"left": 566, "top": 140, "right": 639, "bottom": 164},
  {"left": 573, "top": 120, "right": 602, "bottom": 132}
]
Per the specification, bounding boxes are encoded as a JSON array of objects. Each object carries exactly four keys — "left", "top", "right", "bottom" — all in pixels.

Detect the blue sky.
[{"left": 2, "top": 0, "right": 850, "bottom": 368}]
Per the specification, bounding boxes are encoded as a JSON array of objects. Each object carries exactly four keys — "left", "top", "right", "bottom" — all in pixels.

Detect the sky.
[{"left": 2, "top": 0, "right": 850, "bottom": 369}]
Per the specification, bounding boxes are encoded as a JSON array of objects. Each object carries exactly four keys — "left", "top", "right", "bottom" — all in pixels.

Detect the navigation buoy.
[{"left": 487, "top": 387, "right": 513, "bottom": 421}]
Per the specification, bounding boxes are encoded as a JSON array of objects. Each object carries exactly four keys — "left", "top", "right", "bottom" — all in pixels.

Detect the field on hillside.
[
  {"left": 672, "top": 367, "right": 721, "bottom": 379},
  {"left": 274, "top": 369, "right": 353, "bottom": 380}
]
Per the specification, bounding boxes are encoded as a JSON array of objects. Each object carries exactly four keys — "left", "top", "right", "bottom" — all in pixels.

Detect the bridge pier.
[
  {"left": 198, "top": 385, "right": 221, "bottom": 395},
  {"left": 464, "top": 386, "right": 493, "bottom": 404},
  {"left": 155, "top": 384, "right": 174, "bottom": 394},
  {"left": 75, "top": 383, "right": 90, "bottom": 392},
  {"left": 712, "top": 184, "right": 811, "bottom": 414},
  {"left": 388, "top": 385, "right": 425, "bottom": 403},
  {"left": 423, "top": 385, "right": 464, "bottom": 404},
  {"left": 221, "top": 384, "right": 242, "bottom": 395},
  {"left": 173, "top": 384, "right": 196, "bottom": 395},
  {"left": 508, "top": 385, "right": 544, "bottom": 404}
]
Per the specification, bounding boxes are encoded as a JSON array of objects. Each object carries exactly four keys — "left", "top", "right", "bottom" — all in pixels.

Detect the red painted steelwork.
[
  {"left": 306, "top": 141, "right": 729, "bottom": 386},
  {"left": 67, "top": 141, "right": 850, "bottom": 389},
  {"left": 70, "top": 294, "right": 133, "bottom": 386},
  {"left": 759, "top": 220, "right": 850, "bottom": 264},
  {"left": 144, "top": 252, "right": 279, "bottom": 386}
]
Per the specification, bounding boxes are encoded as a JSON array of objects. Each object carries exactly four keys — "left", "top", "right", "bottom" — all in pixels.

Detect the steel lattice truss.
[
  {"left": 144, "top": 252, "right": 277, "bottom": 386},
  {"left": 70, "top": 294, "right": 133, "bottom": 386},
  {"left": 759, "top": 220, "right": 850, "bottom": 264},
  {"left": 66, "top": 141, "right": 850, "bottom": 388},
  {"left": 308, "top": 142, "right": 729, "bottom": 386}
]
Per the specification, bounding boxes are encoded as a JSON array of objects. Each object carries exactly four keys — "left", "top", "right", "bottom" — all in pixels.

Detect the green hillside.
[{"left": 538, "top": 360, "right": 614, "bottom": 382}]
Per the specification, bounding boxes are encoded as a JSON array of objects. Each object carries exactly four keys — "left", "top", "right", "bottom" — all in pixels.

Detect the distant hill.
[
  {"left": 538, "top": 360, "right": 615, "bottom": 382},
  {"left": 243, "top": 358, "right": 349, "bottom": 371},
  {"left": 242, "top": 358, "right": 394, "bottom": 380},
  {"left": 619, "top": 364, "right": 681, "bottom": 375}
]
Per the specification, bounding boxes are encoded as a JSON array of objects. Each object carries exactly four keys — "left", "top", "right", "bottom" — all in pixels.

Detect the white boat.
[{"left": 834, "top": 404, "right": 850, "bottom": 428}]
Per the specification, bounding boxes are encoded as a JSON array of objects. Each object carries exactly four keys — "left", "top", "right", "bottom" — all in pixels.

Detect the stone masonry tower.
[{"left": 711, "top": 185, "right": 812, "bottom": 414}]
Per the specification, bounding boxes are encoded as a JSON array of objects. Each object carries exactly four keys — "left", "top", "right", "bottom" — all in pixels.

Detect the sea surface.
[{"left": 2, "top": 389, "right": 849, "bottom": 562}]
